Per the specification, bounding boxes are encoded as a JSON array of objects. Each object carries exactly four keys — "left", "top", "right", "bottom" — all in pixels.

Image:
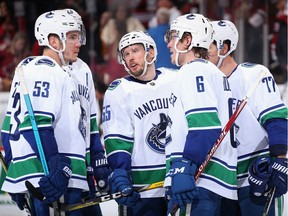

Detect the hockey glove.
[
  {"left": 92, "top": 153, "right": 112, "bottom": 193},
  {"left": 38, "top": 155, "right": 72, "bottom": 204},
  {"left": 109, "top": 169, "right": 140, "bottom": 207},
  {"left": 268, "top": 157, "right": 288, "bottom": 198},
  {"left": 9, "top": 193, "right": 25, "bottom": 210},
  {"left": 86, "top": 166, "right": 96, "bottom": 198},
  {"left": 168, "top": 158, "right": 198, "bottom": 212},
  {"left": 248, "top": 156, "right": 272, "bottom": 196}
]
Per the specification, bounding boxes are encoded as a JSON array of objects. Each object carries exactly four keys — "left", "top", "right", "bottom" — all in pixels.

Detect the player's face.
[
  {"left": 122, "top": 44, "right": 146, "bottom": 77},
  {"left": 63, "top": 31, "right": 81, "bottom": 63},
  {"left": 208, "top": 42, "right": 219, "bottom": 66},
  {"left": 166, "top": 31, "right": 186, "bottom": 65}
]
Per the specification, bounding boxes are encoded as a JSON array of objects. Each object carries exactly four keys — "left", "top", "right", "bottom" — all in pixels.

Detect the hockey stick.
[
  {"left": 25, "top": 180, "right": 164, "bottom": 212},
  {"left": 262, "top": 187, "right": 276, "bottom": 216},
  {"left": 169, "top": 70, "right": 267, "bottom": 216},
  {"left": 17, "top": 66, "right": 60, "bottom": 215},
  {"left": 0, "top": 151, "right": 32, "bottom": 216}
]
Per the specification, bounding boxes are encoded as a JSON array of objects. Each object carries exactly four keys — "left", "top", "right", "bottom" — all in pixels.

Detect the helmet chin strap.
[
  {"left": 216, "top": 56, "right": 224, "bottom": 68},
  {"left": 48, "top": 40, "right": 68, "bottom": 67},
  {"left": 124, "top": 52, "right": 154, "bottom": 78},
  {"left": 174, "top": 38, "right": 190, "bottom": 67}
]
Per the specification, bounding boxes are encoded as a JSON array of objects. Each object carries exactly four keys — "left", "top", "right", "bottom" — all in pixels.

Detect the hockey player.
[
  {"left": 163, "top": 13, "right": 238, "bottom": 215},
  {"left": 1, "top": 9, "right": 110, "bottom": 216},
  {"left": 61, "top": 8, "right": 111, "bottom": 215},
  {"left": 209, "top": 20, "right": 287, "bottom": 216},
  {"left": 101, "top": 30, "right": 184, "bottom": 216}
]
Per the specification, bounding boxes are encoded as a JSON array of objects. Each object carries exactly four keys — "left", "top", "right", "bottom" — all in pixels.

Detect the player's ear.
[
  {"left": 48, "top": 34, "right": 60, "bottom": 50},
  {"left": 220, "top": 43, "right": 229, "bottom": 56}
]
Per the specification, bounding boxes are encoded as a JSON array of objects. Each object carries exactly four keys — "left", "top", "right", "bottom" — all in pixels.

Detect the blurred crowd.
[{"left": 0, "top": 0, "right": 287, "bottom": 93}]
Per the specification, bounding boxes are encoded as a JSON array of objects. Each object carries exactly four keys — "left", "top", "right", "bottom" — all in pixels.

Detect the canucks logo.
[
  {"left": 145, "top": 113, "right": 172, "bottom": 154},
  {"left": 78, "top": 105, "right": 87, "bottom": 140}
]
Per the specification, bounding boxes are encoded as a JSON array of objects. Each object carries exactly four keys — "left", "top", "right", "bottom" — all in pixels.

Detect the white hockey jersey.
[
  {"left": 165, "top": 59, "right": 238, "bottom": 200},
  {"left": 102, "top": 68, "right": 181, "bottom": 198},
  {"left": 66, "top": 58, "right": 103, "bottom": 165},
  {"left": 228, "top": 63, "right": 288, "bottom": 188},
  {"left": 1, "top": 56, "right": 88, "bottom": 193}
]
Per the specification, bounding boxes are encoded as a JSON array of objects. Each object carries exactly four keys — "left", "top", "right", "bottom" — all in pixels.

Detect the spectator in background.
[
  {"left": 100, "top": 2, "right": 145, "bottom": 86},
  {"left": 148, "top": 0, "right": 181, "bottom": 28},
  {"left": 0, "top": 31, "right": 30, "bottom": 91},
  {"left": 270, "top": 0, "right": 287, "bottom": 84},
  {"left": 0, "top": 0, "right": 16, "bottom": 52},
  {"left": 147, "top": 7, "right": 178, "bottom": 70}
]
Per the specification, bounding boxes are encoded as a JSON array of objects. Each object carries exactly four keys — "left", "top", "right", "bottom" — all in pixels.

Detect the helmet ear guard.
[{"left": 211, "top": 20, "right": 239, "bottom": 58}]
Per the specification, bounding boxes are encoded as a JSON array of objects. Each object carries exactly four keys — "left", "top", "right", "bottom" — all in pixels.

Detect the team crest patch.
[
  {"left": 108, "top": 80, "right": 121, "bottom": 90},
  {"left": 35, "top": 58, "right": 55, "bottom": 67},
  {"left": 145, "top": 113, "right": 172, "bottom": 154}
]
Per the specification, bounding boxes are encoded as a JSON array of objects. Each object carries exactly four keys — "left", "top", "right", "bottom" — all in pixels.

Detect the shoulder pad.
[
  {"left": 21, "top": 56, "right": 36, "bottom": 66},
  {"left": 108, "top": 79, "right": 121, "bottom": 90},
  {"left": 35, "top": 58, "right": 56, "bottom": 67}
]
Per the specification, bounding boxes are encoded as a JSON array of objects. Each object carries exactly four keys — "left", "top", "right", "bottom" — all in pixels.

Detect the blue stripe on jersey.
[
  {"left": 131, "top": 164, "right": 166, "bottom": 170},
  {"left": 200, "top": 175, "right": 238, "bottom": 190},
  {"left": 24, "top": 110, "right": 55, "bottom": 122},
  {"left": 104, "top": 134, "right": 134, "bottom": 142},
  {"left": 5, "top": 174, "right": 44, "bottom": 184},
  {"left": 238, "top": 148, "right": 269, "bottom": 160},
  {"left": 257, "top": 103, "right": 286, "bottom": 122},
  {"left": 211, "top": 157, "right": 237, "bottom": 170},
  {"left": 185, "top": 107, "right": 218, "bottom": 116}
]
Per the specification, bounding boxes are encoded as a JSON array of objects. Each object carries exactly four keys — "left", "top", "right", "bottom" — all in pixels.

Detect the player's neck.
[
  {"left": 219, "top": 57, "right": 237, "bottom": 76},
  {"left": 43, "top": 49, "right": 62, "bottom": 66}
]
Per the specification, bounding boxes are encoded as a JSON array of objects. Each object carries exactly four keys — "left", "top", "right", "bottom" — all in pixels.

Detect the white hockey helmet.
[
  {"left": 63, "top": 8, "right": 86, "bottom": 45},
  {"left": 34, "top": 10, "right": 81, "bottom": 49},
  {"left": 167, "top": 13, "right": 214, "bottom": 50},
  {"left": 118, "top": 30, "right": 157, "bottom": 62},
  {"left": 211, "top": 20, "right": 239, "bottom": 58},
  {"left": 118, "top": 31, "right": 157, "bottom": 78}
]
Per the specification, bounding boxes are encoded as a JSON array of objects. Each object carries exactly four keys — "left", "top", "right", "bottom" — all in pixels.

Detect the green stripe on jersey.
[
  {"left": 237, "top": 153, "right": 269, "bottom": 175},
  {"left": 19, "top": 115, "right": 52, "bottom": 130},
  {"left": 186, "top": 112, "right": 221, "bottom": 128},
  {"left": 132, "top": 168, "right": 166, "bottom": 185},
  {"left": 1, "top": 115, "right": 11, "bottom": 131},
  {"left": 105, "top": 138, "right": 133, "bottom": 155},
  {"left": 203, "top": 160, "right": 237, "bottom": 186},
  {"left": 7, "top": 157, "right": 86, "bottom": 178},
  {"left": 90, "top": 116, "right": 99, "bottom": 133},
  {"left": 259, "top": 107, "right": 288, "bottom": 125}
]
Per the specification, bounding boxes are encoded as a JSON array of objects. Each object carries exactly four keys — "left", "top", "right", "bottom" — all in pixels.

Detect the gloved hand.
[
  {"left": 86, "top": 166, "right": 96, "bottom": 198},
  {"left": 92, "top": 153, "right": 112, "bottom": 193},
  {"left": 168, "top": 158, "right": 198, "bottom": 212},
  {"left": 248, "top": 156, "right": 272, "bottom": 196},
  {"left": 38, "top": 155, "right": 72, "bottom": 204},
  {"left": 268, "top": 157, "right": 288, "bottom": 198},
  {"left": 9, "top": 193, "right": 25, "bottom": 210},
  {"left": 109, "top": 169, "right": 140, "bottom": 207}
]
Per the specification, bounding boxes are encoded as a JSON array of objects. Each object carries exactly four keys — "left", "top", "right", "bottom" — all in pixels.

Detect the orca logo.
[{"left": 145, "top": 113, "right": 172, "bottom": 153}]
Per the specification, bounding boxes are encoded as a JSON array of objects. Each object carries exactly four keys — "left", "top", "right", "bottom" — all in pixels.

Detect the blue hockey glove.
[
  {"left": 92, "top": 153, "right": 112, "bottom": 193},
  {"left": 38, "top": 155, "right": 72, "bottom": 204},
  {"left": 268, "top": 158, "right": 288, "bottom": 198},
  {"left": 86, "top": 166, "right": 96, "bottom": 198},
  {"left": 9, "top": 193, "right": 25, "bottom": 210},
  {"left": 168, "top": 158, "right": 198, "bottom": 212},
  {"left": 248, "top": 156, "right": 272, "bottom": 196},
  {"left": 109, "top": 169, "right": 140, "bottom": 207}
]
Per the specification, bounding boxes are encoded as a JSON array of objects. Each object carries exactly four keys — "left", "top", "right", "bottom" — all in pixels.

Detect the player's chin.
[{"left": 69, "top": 56, "right": 78, "bottom": 63}]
